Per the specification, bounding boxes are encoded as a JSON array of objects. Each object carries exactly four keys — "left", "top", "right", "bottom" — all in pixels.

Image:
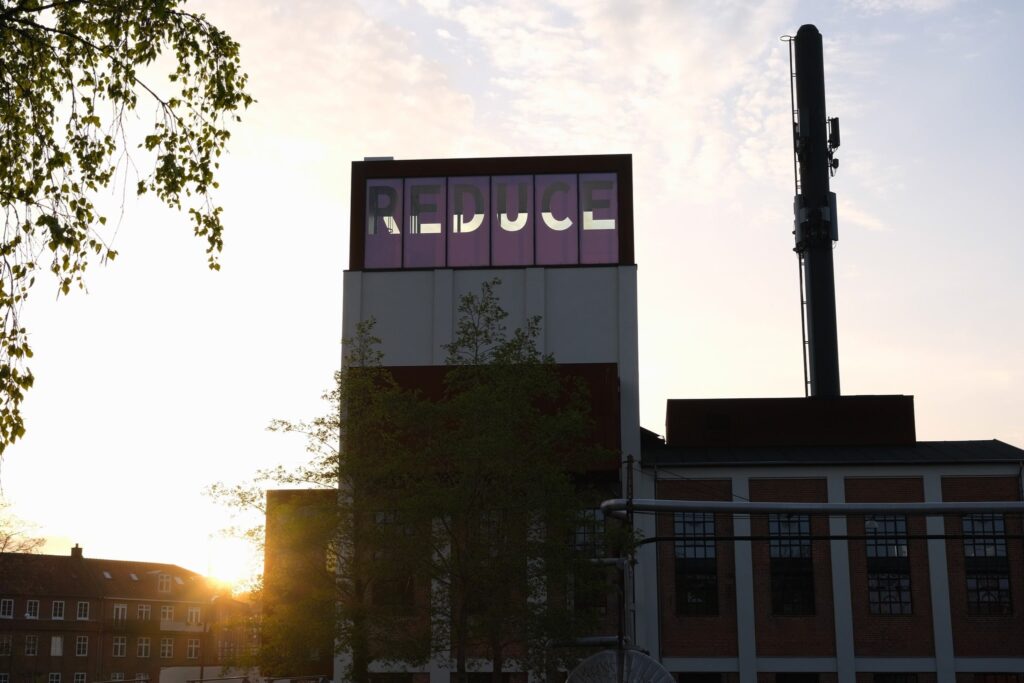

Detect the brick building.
[
  {"left": 637, "top": 396, "right": 1024, "bottom": 683},
  {"left": 0, "top": 547, "right": 251, "bottom": 683}
]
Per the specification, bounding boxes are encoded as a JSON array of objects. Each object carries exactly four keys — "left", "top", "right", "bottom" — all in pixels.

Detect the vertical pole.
[{"left": 794, "top": 24, "right": 841, "bottom": 397}]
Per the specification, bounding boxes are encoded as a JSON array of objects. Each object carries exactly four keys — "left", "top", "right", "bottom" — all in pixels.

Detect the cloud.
[
  {"left": 844, "top": 0, "right": 957, "bottom": 13},
  {"left": 838, "top": 198, "right": 887, "bottom": 232}
]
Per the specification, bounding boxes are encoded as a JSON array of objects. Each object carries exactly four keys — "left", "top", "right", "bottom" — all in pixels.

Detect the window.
[
  {"left": 187, "top": 607, "right": 200, "bottom": 625},
  {"left": 74, "top": 673, "right": 86, "bottom": 683},
  {"left": 111, "top": 675, "right": 124, "bottom": 682},
  {"left": 963, "top": 514, "right": 1012, "bottom": 615},
  {"left": 160, "top": 638, "right": 173, "bottom": 659},
  {"left": 75, "top": 635, "right": 88, "bottom": 656},
  {"left": 370, "top": 512, "right": 416, "bottom": 613},
  {"left": 674, "top": 512, "right": 718, "bottom": 615},
  {"left": 52, "top": 600, "right": 65, "bottom": 620},
  {"left": 26, "top": 599, "right": 39, "bottom": 619},
  {"left": 157, "top": 574, "right": 171, "bottom": 592},
  {"left": 0, "top": 634, "right": 11, "bottom": 656},
  {"left": 187, "top": 639, "right": 200, "bottom": 659},
  {"left": 51, "top": 635, "right": 63, "bottom": 656},
  {"left": 26, "top": 635, "right": 39, "bottom": 656},
  {"left": 0, "top": 599, "right": 12, "bottom": 618},
  {"left": 574, "top": 508, "right": 606, "bottom": 558},
  {"left": 48, "top": 674, "right": 60, "bottom": 683},
  {"left": 137, "top": 604, "right": 150, "bottom": 621},
  {"left": 112, "top": 636, "right": 126, "bottom": 658},
  {"left": 113, "top": 604, "right": 127, "bottom": 624},
  {"left": 866, "top": 515, "right": 912, "bottom": 615},
  {"left": 135, "top": 675, "right": 150, "bottom": 682},
  {"left": 160, "top": 606, "right": 173, "bottom": 622},
  {"left": 769, "top": 514, "right": 815, "bottom": 615},
  {"left": 0, "top": 674, "right": 8, "bottom": 683},
  {"left": 76, "top": 601, "right": 89, "bottom": 620},
  {"left": 136, "top": 637, "right": 150, "bottom": 658}
]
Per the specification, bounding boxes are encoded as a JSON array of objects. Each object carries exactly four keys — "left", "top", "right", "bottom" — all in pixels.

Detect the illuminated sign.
[{"left": 350, "top": 155, "right": 633, "bottom": 270}]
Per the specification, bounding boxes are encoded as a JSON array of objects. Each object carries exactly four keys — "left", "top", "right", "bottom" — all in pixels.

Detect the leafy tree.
[
  {"left": 210, "top": 283, "right": 616, "bottom": 683},
  {"left": 0, "top": 498, "right": 45, "bottom": 553},
  {"left": 0, "top": 0, "right": 252, "bottom": 453}
]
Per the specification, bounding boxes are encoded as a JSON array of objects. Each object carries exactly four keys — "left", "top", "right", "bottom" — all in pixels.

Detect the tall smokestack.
[{"left": 793, "top": 24, "right": 841, "bottom": 397}]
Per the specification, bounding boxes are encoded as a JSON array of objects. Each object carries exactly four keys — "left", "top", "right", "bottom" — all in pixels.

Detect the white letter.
[
  {"left": 542, "top": 212, "right": 572, "bottom": 231},
  {"left": 583, "top": 211, "right": 614, "bottom": 230}
]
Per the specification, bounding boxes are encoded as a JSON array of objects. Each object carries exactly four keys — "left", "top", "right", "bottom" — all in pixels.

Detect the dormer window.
[{"left": 157, "top": 574, "right": 171, "bottom": 592}]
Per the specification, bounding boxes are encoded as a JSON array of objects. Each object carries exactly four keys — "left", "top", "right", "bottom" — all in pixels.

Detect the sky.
[{"left": 2, "top": 0, "right": 1022, "bottom": 587}]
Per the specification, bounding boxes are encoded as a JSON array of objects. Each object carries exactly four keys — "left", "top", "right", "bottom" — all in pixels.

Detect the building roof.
[
  {"left": 641, "top": 427, "right": 1024, "bottom": 467},
  {"left": 0, "top": 548, "right": 215, "bottom": 601}
]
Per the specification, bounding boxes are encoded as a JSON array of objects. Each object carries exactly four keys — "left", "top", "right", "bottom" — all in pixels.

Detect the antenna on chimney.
[{"left": 784, "top": 25, "right": 841, "bottom": 398}]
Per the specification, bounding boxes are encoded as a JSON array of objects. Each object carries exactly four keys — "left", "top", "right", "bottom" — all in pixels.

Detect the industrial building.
[{"left": 262, "top": 24, "right": 1024, "bottom": 683}]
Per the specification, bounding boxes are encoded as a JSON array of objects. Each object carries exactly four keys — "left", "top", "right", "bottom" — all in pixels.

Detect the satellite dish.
[{"left": 567, "top": 650, "right": 674, "bottom": 683}]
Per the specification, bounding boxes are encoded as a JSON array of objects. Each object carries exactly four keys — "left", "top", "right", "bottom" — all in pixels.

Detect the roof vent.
[
  {"left": 129, "top": 573, "right": 139, "bottom": 581},
  {"left": 103, "top": 571, "right": 112, "bottom": 579},
  {"left": 174, "top": 577, "right": 184, "bottom": 585}
]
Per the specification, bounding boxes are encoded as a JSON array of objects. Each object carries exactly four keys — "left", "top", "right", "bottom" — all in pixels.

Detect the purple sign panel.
[
  {"left": 579, "top": 173, "right": 618, "bottom": 264},
  {"left": 365, "top": 179, "right": 402, "bottom": 269},
  {"left": 534, "top": 175, "right": 578, "bottom": 266},
  {"left": 491, "top": 175, "right": 534, "bottom": 266},
  {"left": 447, "top": 177, "right": 490, "bottom": 267},
  {"left": 403, "top": 178, "right": 446, "bottom": 268},
  {"left": 361, "top": 169, "right": 622, "bottom": 269}
]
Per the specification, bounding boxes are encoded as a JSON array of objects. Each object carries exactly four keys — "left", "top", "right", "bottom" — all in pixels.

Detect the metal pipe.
[{"left": 601, "top": 498, "right": 1024, "bottom": 519}]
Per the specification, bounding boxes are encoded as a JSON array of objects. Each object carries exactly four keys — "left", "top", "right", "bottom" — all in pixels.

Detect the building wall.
[
  {"left": 0, "top": 555, "right": 246, "bottom": 683},
  {"left": 650, "top": 463, "right": 1024, "bottom": 683},
  {"left": 341, "top": 264, "right": 645, "bottom": 678}
]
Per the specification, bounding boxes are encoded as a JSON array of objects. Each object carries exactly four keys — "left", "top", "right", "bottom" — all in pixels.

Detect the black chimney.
[
  {"left": 70, "top": 544, "right": 83, "bottom": 559},
  {"left": 793, "top": 24, "right": 841, "bottom": 397}
]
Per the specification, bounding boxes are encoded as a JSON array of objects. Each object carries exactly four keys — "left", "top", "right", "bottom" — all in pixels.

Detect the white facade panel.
[{"left": 343, "top": 266, "right": 637, "bottom": 371}]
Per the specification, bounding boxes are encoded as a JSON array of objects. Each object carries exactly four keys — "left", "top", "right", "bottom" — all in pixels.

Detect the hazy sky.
[{"left": 2, "top": 0, "right": 1022, "bottom": 585}]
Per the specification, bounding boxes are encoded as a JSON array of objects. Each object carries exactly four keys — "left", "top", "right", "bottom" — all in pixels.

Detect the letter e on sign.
[{"left": 580, "top": 173, "right": 618, "bottom": 264}]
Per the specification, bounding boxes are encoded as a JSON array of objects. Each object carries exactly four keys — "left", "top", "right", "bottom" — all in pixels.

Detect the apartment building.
[{"left": 0, "top": 546, "right": 250, "bottom": 683}]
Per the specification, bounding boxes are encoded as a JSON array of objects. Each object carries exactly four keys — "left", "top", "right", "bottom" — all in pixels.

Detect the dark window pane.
[
  {"left": 769, "top": 514, "right": 811, "bottom": 559},
  {"left": 963, "top": 514, "right": 1012, "bottom": 615},
  {"left": 868, "top": 573, "right": 912, "bottom": 615},
  {"left": 769, "top": 514, "right": 814, "bottom": 615},
  {"left": 673, "top": 513, "right": 718, "bottom": 616},
  {"left": 770, "top": 558, "right": 815, "bottom": 615}
]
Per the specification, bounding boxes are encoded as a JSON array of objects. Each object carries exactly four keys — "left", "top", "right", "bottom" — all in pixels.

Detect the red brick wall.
[
  {"left": 656, "top": 479, "right": 738, "bottom": 657},
  {"left": 749, "top": 478, "right": 835, "bottom": 657},
  {"left": 845, "top": 477, "right": 934, "bottom": 657},
  {"left": 941, "top": 475, "right": 1024, "bottom": 657}
]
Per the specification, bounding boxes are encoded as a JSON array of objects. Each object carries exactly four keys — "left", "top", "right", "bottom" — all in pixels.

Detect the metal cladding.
[{"left": 794, "top": 24, "right": 841, "bottom": 397}]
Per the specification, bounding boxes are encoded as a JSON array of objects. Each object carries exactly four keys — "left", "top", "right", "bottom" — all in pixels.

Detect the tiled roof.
[{"left": 0, "top": 551, "right": 216, "bottom": 601}]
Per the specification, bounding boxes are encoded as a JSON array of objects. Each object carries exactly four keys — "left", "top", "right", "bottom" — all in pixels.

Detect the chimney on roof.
[{"left": 70, "top": 544, "right": 83, "bottom": 559}]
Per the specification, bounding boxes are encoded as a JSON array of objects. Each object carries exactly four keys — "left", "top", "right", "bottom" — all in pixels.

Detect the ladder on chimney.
[
  {"left": 785, "top": 34, "right": 812, "bottom": 397},
  {"left": 798, "top": 254, "right": 811, "bottom": 397}
]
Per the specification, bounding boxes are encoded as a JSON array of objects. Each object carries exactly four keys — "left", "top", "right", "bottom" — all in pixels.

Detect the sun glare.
[{"left": 206, "top": 535, "right": 262, "bottom": 591}]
